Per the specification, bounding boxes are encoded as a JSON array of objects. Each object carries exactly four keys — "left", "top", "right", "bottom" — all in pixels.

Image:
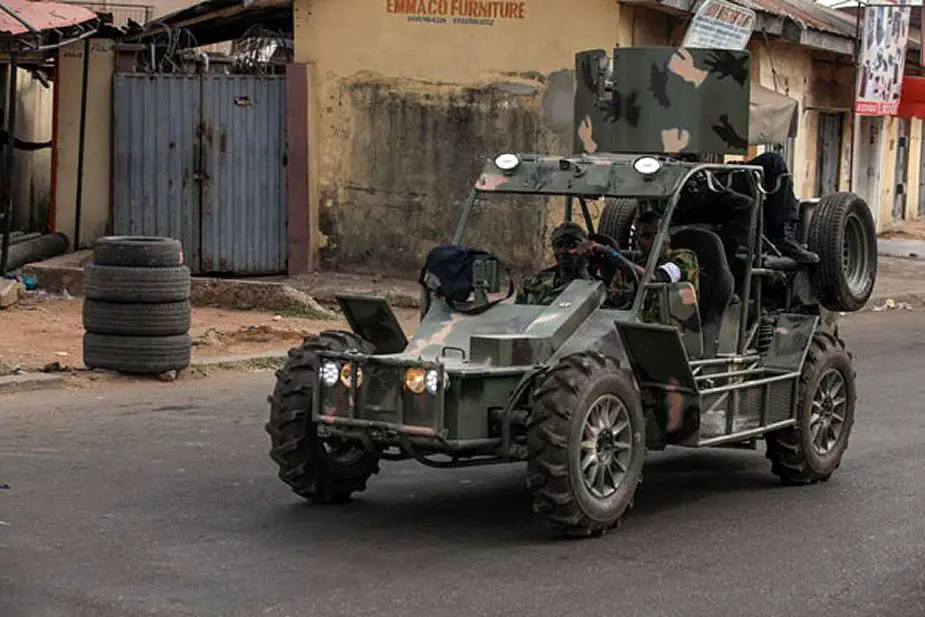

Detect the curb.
[
  {"left": 189, "top": 351, "right": 289, "bottom": 369},
  {"left": 0, "top": 372, "right": 66, "bottom": 393}
]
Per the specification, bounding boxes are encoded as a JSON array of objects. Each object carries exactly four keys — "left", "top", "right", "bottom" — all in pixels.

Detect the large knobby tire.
[
  {"left": 806, "top": 192, "right": 878, "bottom": 312},
  {"left": 83, "top": 264, "right": 191, "bottom": 304},
  {"left": 598, "top": 198, "right": 639, "bottom": 249},
  {"left": 83, "top": 332, "right": 192, "bottom": 373},
  {"left": 265, "top": 330, "right": 381, "bottom": 503},
  {"left": 93, "top": 236, "right": 184, "bottom": 268},
  {"left": 765, "top": 331, "right": 856, "bottom": 485},
  {"left": 82, "top": 299, "right": 191, "bottom": 337},
  {"left": 526, "top": 352, "right": 646, "bottom": 537}
]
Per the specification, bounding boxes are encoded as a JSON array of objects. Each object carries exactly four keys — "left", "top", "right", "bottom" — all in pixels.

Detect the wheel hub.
[
  {"left": 810, "top": 368, "right": 847, "bottom": 456},
  {"left": 580, "top": 394, "right": 634, "bottom": 500}
]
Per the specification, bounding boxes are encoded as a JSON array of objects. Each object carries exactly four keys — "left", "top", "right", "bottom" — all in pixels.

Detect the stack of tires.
[{"left": 82, "top": 236, "right": 193, "bottom": 375}]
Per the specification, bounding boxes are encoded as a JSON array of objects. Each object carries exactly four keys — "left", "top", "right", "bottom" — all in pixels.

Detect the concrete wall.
[
  {"left": 748, "top": 40, "right": 856, "bottom": 199},
  {"left": 294, "top": 0, "right": 642, "bottom": 275},
  {"left": 52, "top": 38, "right": 116, "bottom": 249}
]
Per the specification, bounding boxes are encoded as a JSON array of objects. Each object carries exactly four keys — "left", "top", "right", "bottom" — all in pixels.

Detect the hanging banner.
[
  {"left": 680, "top": 0, "right": 757, "bottom": 50},
  {"left": 855, "top": 0, "right": 913, "bottom": 116}
]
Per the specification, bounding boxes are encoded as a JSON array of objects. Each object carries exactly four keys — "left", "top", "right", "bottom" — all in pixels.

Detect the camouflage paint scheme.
[
  {"left": 573, "top": 46, "right": 750, "bottom": 156},
  {"left": 308, "top": 46, "right": 845, "bottom": 463}
]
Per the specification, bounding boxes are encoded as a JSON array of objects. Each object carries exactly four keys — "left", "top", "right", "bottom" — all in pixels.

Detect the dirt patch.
[
  {"left": 0, "top": 290, "right": 420, "bottom": 372},
  {"left": 879, "top": 220, "right": 925, "bottom": 241}
]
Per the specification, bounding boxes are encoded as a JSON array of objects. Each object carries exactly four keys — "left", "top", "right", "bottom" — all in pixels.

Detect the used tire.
[
  {"left": 93, "top": 236, "right": 184, "bottom": 268},
  {"left": 764, "top": 330, "right": 856, "bottom": 485},
  {"left": 526, "top": 351, "right": 646, "bottom": 537},
  {"left": 598, "top": 198, "right": 639, "bottom": 249},
  {"left": 83, "top": 299, "right": 191, "bottom": 337},
  {"left": 83, "top": 332, "right": 192, "bottom": 374},
  {"left": 265, "top": 330, "right": 381, "bottom": 503},
  {"left": 83, "top": 264, "right": 191, "bottom": 304},
  {"left": 806, "top": 192, "right": 878, "bottom": 312}
]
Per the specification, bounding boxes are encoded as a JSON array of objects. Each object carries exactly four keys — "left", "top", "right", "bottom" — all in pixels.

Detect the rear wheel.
[
  {"left": 526, "top": 352, "right": 646, "bottom": 537},
  {"left": 765, "top": 331, "right": 856, "bottom": 484},
  {"left": 265, "top": 330, "right": 380, "bottom": 503}
]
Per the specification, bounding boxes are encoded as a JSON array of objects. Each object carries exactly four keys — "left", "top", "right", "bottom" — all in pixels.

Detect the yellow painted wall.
[
  {"left": 294, "top": 0, "right": 651, "bottom": 274},
  {"left": 53, "top": 38, "right": 116, "bottom": 249},
  {"left": 748, "top": 40, "right": 856, "bottom": 199},
  {"left": 906, "top": 118, "right": 922, "bottom": 220}
]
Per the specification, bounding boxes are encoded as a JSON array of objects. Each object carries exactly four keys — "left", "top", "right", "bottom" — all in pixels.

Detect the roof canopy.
[
  {"left": 750, "top": 83, "right": 799, "bottom": 145},
  {"left": 0, "top": 0, "right": 100, "bottom": 53}
]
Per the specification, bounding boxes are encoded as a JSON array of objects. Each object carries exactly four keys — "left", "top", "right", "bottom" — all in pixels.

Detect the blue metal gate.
[{"left": 111, "top": 73, "right": 288, "bottom": 275}]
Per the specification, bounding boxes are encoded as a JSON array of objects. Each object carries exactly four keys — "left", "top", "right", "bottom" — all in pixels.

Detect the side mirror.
[{"left": 472, "top": 256, "right": 501, "bottom": 297}]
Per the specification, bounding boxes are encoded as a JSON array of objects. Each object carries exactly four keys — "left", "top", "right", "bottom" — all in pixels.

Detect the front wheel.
[
  {"left": 265, "top": 330, "right": 381, "bottom": 503},
  {"left": 526, "top": 352, "right": 646, "bottom": 537}
]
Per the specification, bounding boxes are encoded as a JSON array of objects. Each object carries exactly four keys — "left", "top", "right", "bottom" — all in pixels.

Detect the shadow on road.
[{"left": 261, "top": 447, "right": 784, "bottom": 546}]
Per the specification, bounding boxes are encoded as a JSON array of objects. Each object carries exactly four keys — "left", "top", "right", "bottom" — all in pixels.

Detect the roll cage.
[{"left": 453, "top": 154, "right": 787, "bottom": 355}]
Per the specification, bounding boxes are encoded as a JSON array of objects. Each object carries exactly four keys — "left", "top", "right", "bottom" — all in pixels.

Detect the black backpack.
[{"left": 419, "top": 244, "right": 513, "bottom": 314}]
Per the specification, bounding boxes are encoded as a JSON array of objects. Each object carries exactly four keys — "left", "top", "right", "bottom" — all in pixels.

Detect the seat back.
[{"left": 669, "top": 226, "right": 736, "bottom": 357}]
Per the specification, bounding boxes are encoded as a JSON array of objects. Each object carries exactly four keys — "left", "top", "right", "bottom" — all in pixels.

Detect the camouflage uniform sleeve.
[
  {"left": 516, "top": 269, "right": 560, "bottom": 305},
  {"left": 667, "top": 248, "right": 700, "bottom": 299}
]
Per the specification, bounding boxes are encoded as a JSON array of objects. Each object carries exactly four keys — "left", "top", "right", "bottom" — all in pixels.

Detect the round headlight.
[
  {"left": 339, "top": 362, "right": 363, "bottom": 388},
  {"left": 404, "top": 367, "right": 426, "bottom": 394},
  {"left": 633, "top": 156, "right": 661, "bottom": 176},
  {"left": 425, "top": 370, "right": 439, "bottom": 395},
  {"left": 320, "top": 360, "right": 339, "bottom": 387},
  {"left": 425, "top": 369, "right": 450, "bottom": 394},
  {"left": 494, "top": 153, "right": 520, "bottom": 171}
]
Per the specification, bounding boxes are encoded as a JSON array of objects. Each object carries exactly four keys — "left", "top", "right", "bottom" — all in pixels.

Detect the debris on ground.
[
  {"left": 0, "top": 362, "right": 23, "bottom": 377},
  {"left": 871, "top": 298, "right": 915, "bottom": 311},
  {"left": 192, "top": 279, "right": 337, "bottom": 319},
  {"left": 0, "top": 279, "right": 25, "bottom": 309}
]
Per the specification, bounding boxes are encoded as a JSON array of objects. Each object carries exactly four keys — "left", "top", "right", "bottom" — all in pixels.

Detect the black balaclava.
[{"left": 550, "top": 222, "right": 589, "bottom": 281}]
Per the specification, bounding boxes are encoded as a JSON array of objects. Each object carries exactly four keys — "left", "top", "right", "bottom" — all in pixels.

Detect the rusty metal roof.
[
  {"left": 731, "top": 0, "right": 859, "bottom": 38},
  {"left": 0, "top": 0, "right": 98, "bottom": 37}
]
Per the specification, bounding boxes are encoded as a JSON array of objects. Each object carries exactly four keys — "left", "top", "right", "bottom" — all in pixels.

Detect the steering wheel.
[
  {"left": 586, "top": 232, "right": 641, "bottom": 286},
  {"left": 575, "top": 232, "right": 641, "bottom": 309}
]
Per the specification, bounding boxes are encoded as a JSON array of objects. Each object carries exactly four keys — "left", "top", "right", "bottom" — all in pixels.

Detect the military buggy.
[{"left": 264, "top": 46, "right": 877, "bottom": 537}]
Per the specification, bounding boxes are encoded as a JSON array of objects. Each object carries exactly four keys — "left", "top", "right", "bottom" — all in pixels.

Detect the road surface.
[{"left": 1, "top": 310, "right": 924, "bottom": 617}]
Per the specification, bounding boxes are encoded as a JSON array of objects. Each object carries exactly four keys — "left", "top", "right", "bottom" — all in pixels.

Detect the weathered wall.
[
  {"left": 905, "top": 118, "right": 922, "bottom": 219},
  {"left": 295, "top": 0, "right": 631, "bottom": 274},
  {"left": 53, "top": 38, "right": 116, "bottom": 249}
]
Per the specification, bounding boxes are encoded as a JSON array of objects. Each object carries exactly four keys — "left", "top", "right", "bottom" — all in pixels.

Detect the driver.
[
  {"left": 575, "top": 210, "right": 700, "bottom": 319},
  {"left": 516, "top": 222, "right": 589, "bottom": 305}
]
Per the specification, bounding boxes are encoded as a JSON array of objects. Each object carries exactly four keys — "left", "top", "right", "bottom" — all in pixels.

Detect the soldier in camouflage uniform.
[
  {"left": 518, "top": 214, "right": 700, "bottom": 322},
  {"left": 516, "top": 222, "right": 590, "bottom": 305},
  {"left": 574, "top": 210, "right": 700, "bottom": 320}
]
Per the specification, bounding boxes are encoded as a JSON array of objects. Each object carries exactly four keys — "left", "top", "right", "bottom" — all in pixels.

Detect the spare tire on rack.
[
  {"left": 806, "top": 192, "right": 878, "bottom": 313},
  {"left": 82, "top": 236, "right": 192, "bottom": 375},
  {"left": 598, "top": 198, "right": 639, "bottom": 249}
]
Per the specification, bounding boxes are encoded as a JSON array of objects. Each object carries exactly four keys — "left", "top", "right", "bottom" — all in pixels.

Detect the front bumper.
[{"left": 312, "top": 349, "right": 454, "bottom": 444}]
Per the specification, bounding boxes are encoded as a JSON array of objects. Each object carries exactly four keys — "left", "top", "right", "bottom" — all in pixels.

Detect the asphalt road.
[{"left": 2, "top": 309, "right": 924, "bottom": 617}]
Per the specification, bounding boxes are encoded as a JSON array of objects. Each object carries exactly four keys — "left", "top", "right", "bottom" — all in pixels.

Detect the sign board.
[
  {"left": 680, "top": 0, "right": 757, "bottom": 50},
  {"left": 855, "top": 1, "right": 913, "bottom": 116}
]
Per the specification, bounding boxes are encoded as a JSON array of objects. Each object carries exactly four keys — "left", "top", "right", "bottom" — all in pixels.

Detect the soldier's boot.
[{"left": 771, "top": 222, "right": 819, "bottom": 264}]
